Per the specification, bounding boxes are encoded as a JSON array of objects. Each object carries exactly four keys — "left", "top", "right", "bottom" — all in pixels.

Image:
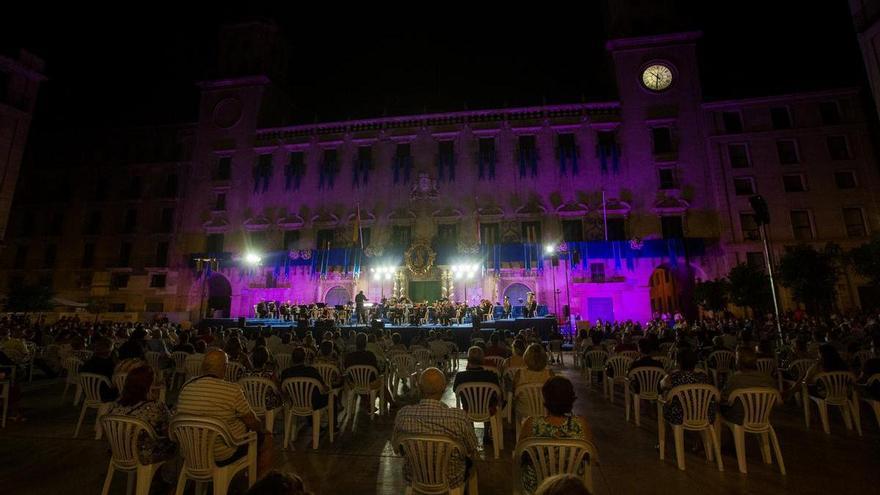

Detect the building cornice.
[
  {"left": 702, "top": 87, "right": 861, "bottom": 109},
  {"left": 605, "top": 31, "right": 703, "bottom": 52}
]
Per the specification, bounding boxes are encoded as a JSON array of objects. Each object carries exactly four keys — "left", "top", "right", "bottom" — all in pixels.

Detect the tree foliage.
[
  {"left": 778, "top": 244, "right": 840, "bottom": 312},
  {"left": 693, "top": 278, "right": 729, "bottom": 313},
  {"left": 727, "top": 263, "right": 772, "bottom": 314},
  {"left": 5, "top": 284, "right": 54, "bottom": 313},
  {"left": 850, "top": 236, "right": 880, "bottom": 287}
]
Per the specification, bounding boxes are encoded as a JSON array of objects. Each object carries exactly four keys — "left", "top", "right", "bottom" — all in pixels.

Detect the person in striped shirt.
[{"left": 176, "top": 350, "right": 273, "bottom": 475}]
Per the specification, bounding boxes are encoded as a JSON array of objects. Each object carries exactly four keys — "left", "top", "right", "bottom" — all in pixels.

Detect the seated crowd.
[{"left": 1, "top": 310, "right": 880, "bottom": 494}]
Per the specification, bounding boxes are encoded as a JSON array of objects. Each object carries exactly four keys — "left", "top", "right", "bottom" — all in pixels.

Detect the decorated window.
[
  {"left": 285, "top": 152, "right": 305, "bottom": 191},
  {"left": 477, "top": 138, "right": 496, "bottom": 180},
  {"left": 393, "top": 143, "right": 413, "bottom": 184},
  {"left": 437, "top": 141, "right": 455, "bottom": 182},
  {"left": 518, "top": 135, "right": 538, "bottom": 178}
]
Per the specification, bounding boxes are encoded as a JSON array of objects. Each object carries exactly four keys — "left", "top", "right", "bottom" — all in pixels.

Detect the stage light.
[
  {"left": 470, "top": 264, "right": 479, "bottom": 272},
  {"left": 244, "top": 252, "right": 262, "bottom": 266},
  {"left": 466, "top": 271, "right": 474, "bottom": 279},
  {"left": 545, "top": 244, "right": 556, "bottom": 255},
  {"left": 373, "top": 272, "right": 382, "bottom": 281},
  {"left": 370, "top": 267, "right": 375, "bottom": 273},
  {"left": 384, "top": 272, "right": 392, "bottom": 280}
]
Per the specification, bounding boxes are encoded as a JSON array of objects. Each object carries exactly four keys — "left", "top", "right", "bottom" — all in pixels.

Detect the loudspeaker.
[
  {"left": 370, "top": 319, "right": 385, "bottom": 331},
  {"left": 749, "top": 195, "right": 770, "bottom": 226},
  {"left": 563, "top": 305, "right": 570, "bottom": 318}
]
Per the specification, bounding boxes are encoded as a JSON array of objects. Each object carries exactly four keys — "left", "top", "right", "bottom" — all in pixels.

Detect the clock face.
[{"left": 642, "top": 64, "right": 674, "bottom": 92}]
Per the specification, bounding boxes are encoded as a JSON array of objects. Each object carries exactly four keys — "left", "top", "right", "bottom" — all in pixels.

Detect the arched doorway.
[
  {"left": 324, "top": 286, "right": 351, "bottom": 307},
  {"left": 649, "top": 267, "right": 678, "bottom": 315},
  {"left": 207, "top": 274, "right": 232, "bottom": 318},
  {"left": 503, "top": 283, "right": 531, "bottom": 306}
]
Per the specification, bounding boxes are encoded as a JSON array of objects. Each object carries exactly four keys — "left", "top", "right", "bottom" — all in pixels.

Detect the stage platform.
[{"left": 201, "top": 317, "right": 559, "bottom": 348}]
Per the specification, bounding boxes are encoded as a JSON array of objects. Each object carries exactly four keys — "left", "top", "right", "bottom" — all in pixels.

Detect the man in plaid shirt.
[{"left": 393, "top": 367, "right": 479, "bottom": 487}]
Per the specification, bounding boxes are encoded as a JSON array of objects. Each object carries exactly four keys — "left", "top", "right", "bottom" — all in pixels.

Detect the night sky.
[{"left": 0, "top": 1, "right": 867, "bottom": 132}]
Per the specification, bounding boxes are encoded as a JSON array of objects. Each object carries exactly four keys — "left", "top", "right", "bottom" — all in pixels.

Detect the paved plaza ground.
[{"left": 1, "top": 359, "right": 879, "bottom": 494}]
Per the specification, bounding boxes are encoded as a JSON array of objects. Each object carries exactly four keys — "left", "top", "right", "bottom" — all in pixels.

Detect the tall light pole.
[
  {"left": 545, "top": 245, "right": 560, "bottom": 318},
  {"left": 750, "top": 195, "right": 784, "bottom": 345}
]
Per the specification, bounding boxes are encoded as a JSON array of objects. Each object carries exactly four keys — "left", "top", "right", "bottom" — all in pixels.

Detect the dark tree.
[
  {"left": 778, "top": 244, "right": 840, "bottom": 313},
  {"left": 5, "top": 284, "right": 54, "bottom": 313},
  {"left": 693, "top": 278, "right": 729, "bottom": 314},
  {"left": 850, "top": 236, "right": 880, "bottom": 287},
  {"left": 727, "top": 263, "right": 772, "bottom": 315}
]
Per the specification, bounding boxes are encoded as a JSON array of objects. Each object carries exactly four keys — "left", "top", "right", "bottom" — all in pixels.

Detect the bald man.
[
  {"left": 393, "top": 368, "right": 479, "bottom": 488},
  {"left": 177, "top": 350, "right": 273, "bottom": 474}
]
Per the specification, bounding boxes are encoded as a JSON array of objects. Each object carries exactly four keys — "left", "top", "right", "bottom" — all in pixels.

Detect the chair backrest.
[
  {"left": 144, "top": 352, "right": 162, "bottom": 372},
  {"left": 659, "top": 342, "right": 673, "bottom": 355},
  {"left": 413, "top": 349, "right": 434, "bottom": 367},
  {"left": 281, "top": 377, "right": 323, "bottom": 414},
  {"left": 238, "top": 376, "right": 279, "bottom": 414},
  {"left": 313, "top": 362, "right": 341, "bottom": 389},
  {"left": 787, "top": 358, "right": 817, "bottom": 381},
  {"left": 755, "top": 358, "right": 778, "bottom": 377},
  {"left": 854, "top": 350, "right": 875, "bottom": 365},
  {"left": 584, "top": 350, "right": 608, "bottom": 371},
  {"left": 275, "top": 353, "right": 292, "bottom": 373},
  {"left": 224, "top": 361, "right": 244, "bottom": 383},
  {"left": 813, "top": 371, "right": 856, "bottom": 405},
  {"left": 74, "top": 350, "right": 94, "bottom": 362},
  {"left": 101, "top": 414, "right": 159, "bottom": 470},
  {"left": 112, "top": 372, "right": 128, "bottom": 392},
  {"left": 514, "top": 382, "right": 545, "bottom": 418},
  {"left": 606, "top": 355, "right": 633, "bottom": 378},
  {"left": 666, "top": 383, "right": 719, "bottom": 429},
  {"left": 395, "top": 434, "right": 466, "bottom": 493},
  {"left": 185, "top": 355, "right": 204, "bottom": 380},
  {"left": 654, "top": 356, "right": 672, "bottom": 372},
  {"left": 171, "top": 351, "right": 189, "bottom": 372},
  {"left": 620, "top": 351, "right": 640, "bottom": 361},
  {"left": 79, "top": 373, "right": 112, "bottom": 404},
  {"left": 627, "top": 367, "right": 666, "bottom": 399},
  {"left": 484, "top": 356, "right": 505, "bottom": 371},
  {"left": 709, "top": 350, "right": 735, "bottom": 371},
  {"left": 514, "top": 438, "right": 598, "bottom": 491},
  {"left": 867, "top": 373, "right": 880, "bottom": 390},
  {"left": 170, "top": 415, "right": 242, "bottom": 479},
  {"left": 346, "top": 365, "right": 379, "bottom": 392},
  {"left": 391, "top": 354, "right": 417, "bottom": 377},
  {"left": 63, "top": 357, "right": 83, "bottom": 382},
  {"left": 727, "top": 387, "right": 781, "bottom": 432},
  {"left": 454, "top": 382, "right": 502, "bottom": 421}
]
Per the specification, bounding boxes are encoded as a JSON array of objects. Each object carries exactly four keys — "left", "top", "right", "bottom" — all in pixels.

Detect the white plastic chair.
[
  {"left": 548, "top": 340, "right": 565, "bottom": 367},
  {"left": 513, "top": 438, "right": 598, "bottom": 495},
  {"left": 454, "top": 382, "right": 504, "bottom": 459},
  {"left": 756, "top": 358, "right": 783, "bottom": 392},
  {"left": 344, "top": 365, "right": 385, "bottom": 429},
  {"left": 74, "top": 373, "right": 113, "bottom": 439},
  {"left": 185, "top": 354, "right": 205, "bottom": 381},
  {"left": 514, "top": 383, "right": 545, "bottom": 440},
  {"left": 395, "top": 433, "right": 479, "bottom": 495},
  {"left": 708, "top": 351, "right": 735, "bottom": 388},
  {"left": 390, "top": 353, "right": 418, "bottom": 399},
  {"left": 783, "top": 358, "right": 816, "bottom": 405},
  {"left": 170, "top": 415, "right": 257, "bottom": 495},
  {"left": 170, "top": 351, "right": 189, "bottom": 390},
  {"left": 413, "top": 348, "right": 435, "bottom": 371},
  {"left": 100, "top": 415, "right": 167, "bottom": 495},
  {"left": 654, "top": 355, "right": 672, "bottom": 372},
  {"left": 224, "top": 361, "right": 244, "bottom": 383},
  {"left": 313, "top": 362, "right": 343, "bottom": 401},
  {"left": 144, "top": 351, "right": 164, "bottom": 383},
  {"left": 275, "top": 353, "right": 292, "bottom": 373},
  {"left": 582, "top": 350, "right": 608, "bottom": 389},
  {"left": 604, "top": 355, "right": 632, "bottom": 403},
  {"left": 658, "top": 383, "right": 723, "bottom": 471},
  {"left": 281, "top": 377, "right": 333, "bottom": 450},
  {"left": 503, "top": 366, "right": 523, "bottom": 424},
  {"left": 803, "top": 371, "right": 862, "bottom": 436},
  {"left": 239, "top": 376, "right": 282, "bottom": 432},
  {"left": 720, "top": 387, "right": 786, "bottom": 475},
  {"left": 625, "top": 366, "right": 666, "bottom": 427},
  {"left": 619, "top": 350, "right": 641, "bottom": 362},
  {"left": 61, "top": 357, "right": 83, "bottom": 404},
  {"left": 861, "top": 374, "right": 880, "bottom": 430}
]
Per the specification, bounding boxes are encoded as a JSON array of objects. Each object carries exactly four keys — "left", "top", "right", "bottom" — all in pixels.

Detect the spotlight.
[
  {"left": 244, "top": 252, "right": 262, "bottom": 266},
  {"left": 384, "top": 272, "right": 392, "bottom": 280},
  {"left": 374, "top": 272, "right": 382, "bottom": 281},
  {"left": 466, "top": 271, "right": 474, "bottom": 279},
  {"left": 544, "top": 244, "right": 556, "bottom": 255},
  {"left": 470, "top": 264, "right": 479, "bottom": 272}
]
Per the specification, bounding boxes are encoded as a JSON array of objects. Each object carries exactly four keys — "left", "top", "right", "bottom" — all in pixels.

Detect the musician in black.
[
  {"left": 524, "top": 292, "right": 538, "bottom": 318},
  {"left": 355, "top": 290, "right": 368, "bottom": 325},
  {"left": 503, "top": 296, "right": 512, "bottom": 319}
]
